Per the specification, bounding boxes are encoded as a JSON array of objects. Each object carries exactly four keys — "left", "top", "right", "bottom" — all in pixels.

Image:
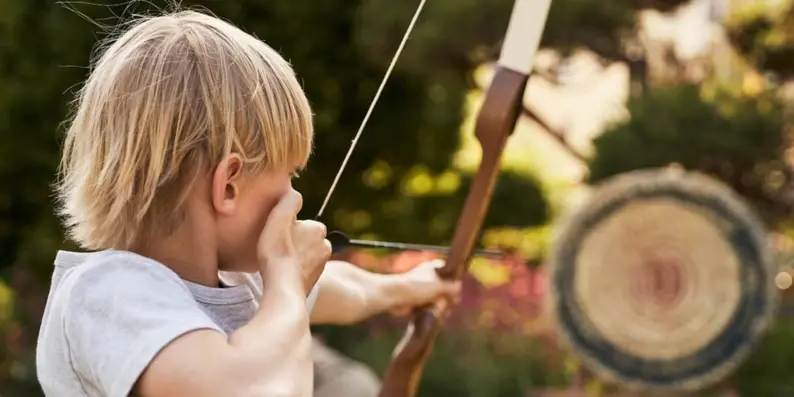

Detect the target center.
[{"left": 633, "top": 255, "right": 684, "bottom": 308}]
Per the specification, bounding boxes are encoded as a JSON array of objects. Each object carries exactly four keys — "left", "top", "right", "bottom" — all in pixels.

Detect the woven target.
[{"left": 549, "top": 168, "right": 779, "bottom": 391}]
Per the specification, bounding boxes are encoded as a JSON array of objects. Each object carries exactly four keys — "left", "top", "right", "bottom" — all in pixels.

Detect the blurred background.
[{"left": 2, "top": 0, "right": 794, "bottom": 396}]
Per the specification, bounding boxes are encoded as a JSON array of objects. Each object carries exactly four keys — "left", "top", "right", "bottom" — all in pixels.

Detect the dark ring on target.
[{"left": 549, "top": 168, "right": 779, "bottom": 392}]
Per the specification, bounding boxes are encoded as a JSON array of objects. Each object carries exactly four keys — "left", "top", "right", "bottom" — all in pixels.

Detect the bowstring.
[{"left": 316, "top": 0, "right": 429, "bottom": 219}]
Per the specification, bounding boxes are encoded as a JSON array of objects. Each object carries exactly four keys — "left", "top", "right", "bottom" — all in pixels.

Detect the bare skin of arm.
[
  {"left": 309, "top": 260, "right": 399, "bottom": 325},
  {"left": 137, "top": 278, "right": 312, "bottom": 397},
  {"left": 136, "top": 190, "right": 329, "bottom": 397},
  {"left": 310, "top": 259, "right": 460, "bottom": 325}
]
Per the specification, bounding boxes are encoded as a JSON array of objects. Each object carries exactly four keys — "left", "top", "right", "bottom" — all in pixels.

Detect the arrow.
[{"left": 327, "top": 231, "right": 505, "bottom": 259}]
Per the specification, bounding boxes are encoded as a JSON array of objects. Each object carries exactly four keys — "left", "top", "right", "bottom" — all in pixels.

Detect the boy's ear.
[{"left": 211, "top": 153, "right": 244, "bottom": 216}]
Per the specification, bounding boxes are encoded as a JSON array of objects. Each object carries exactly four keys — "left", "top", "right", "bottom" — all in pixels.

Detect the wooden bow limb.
[{"left": 377, "top": 1, "right": 554, "bottom": 396}]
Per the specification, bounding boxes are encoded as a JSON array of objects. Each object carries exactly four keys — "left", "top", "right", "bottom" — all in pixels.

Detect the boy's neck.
[{"left": 135, "top": 229, "right": 221, "bottom": 287}]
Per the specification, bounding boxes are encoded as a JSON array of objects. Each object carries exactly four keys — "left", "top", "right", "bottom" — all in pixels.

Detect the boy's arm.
[
  {"left": 137, "top": 275, "right": 312, "bottom": 397},
  {"left": 309, "top": 260, "right": 460, "bottom": 325}
]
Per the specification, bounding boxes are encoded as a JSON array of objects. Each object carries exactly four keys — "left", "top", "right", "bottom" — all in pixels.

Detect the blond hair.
[{"left": 56, "top": 10, "right": 314, "bottom": 250}]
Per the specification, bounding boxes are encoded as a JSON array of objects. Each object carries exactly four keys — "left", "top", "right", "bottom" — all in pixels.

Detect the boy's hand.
[
  {"left": 291, "top": 220, "right": 332, "bottom": 294},
  {"left": 258, "top": 189, "right": 331, "bottom": 295},
  {"left": 389, "top": 259, "right": 462, "bottom": 317}
]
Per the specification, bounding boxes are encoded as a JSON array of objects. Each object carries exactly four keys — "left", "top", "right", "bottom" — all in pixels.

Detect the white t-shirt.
[{"left": 35, "top": 250, "right": 319, "bottom": 397}]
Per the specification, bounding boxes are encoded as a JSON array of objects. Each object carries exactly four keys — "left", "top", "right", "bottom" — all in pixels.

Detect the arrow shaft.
[{"left": 346, "top": 239, "right": 504, "bottom": 258}]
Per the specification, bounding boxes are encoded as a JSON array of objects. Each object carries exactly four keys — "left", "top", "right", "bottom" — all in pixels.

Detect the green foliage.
[
  {"left": 588, "top": 83, "right": 792, "bottom": 223},
  {"left": 355, "top": 0, "right": 636, "bottom": 76},
  {"left": 542, "top": 0, "right": 635, "bottom": 61},
  {"left": 731, "top": 316, "right": 794, "bottom": 396},
  {"left": 347, "top": 330, "right": 567, "bottom": 397},
  {"left": 0, "top": 0, "right": 95, "bottom": 279},
  {"left": 333, "top": 168, "right": 549, "bottom": 245},
  {"left": 725, "top": 1, "right": 794, "bottom": 79}
]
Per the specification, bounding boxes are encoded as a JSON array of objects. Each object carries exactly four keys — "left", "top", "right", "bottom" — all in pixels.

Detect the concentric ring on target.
[{"left": 549, "top": 168, "right": 779, "bottom": 392}]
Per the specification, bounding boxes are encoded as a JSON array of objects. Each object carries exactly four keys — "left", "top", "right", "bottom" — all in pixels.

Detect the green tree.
[
  {"left": 725, "top": 0, "right": 794, "bottom": 80},
  {"left": 587, "top": 83, "right": 792, "bottom": 223}
]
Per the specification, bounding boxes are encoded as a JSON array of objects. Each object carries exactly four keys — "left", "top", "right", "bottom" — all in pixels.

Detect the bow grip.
[
  {"left": 377, "top": 260, "right": 459, "bottom": 397},
  {"left": 377, "top": 298, "right": 450, "bottom": 397}
]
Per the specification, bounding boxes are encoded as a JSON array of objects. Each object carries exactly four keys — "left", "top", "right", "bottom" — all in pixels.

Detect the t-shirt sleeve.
[{"left": 62, "top": 253, "right": 224, "bottom": 397}]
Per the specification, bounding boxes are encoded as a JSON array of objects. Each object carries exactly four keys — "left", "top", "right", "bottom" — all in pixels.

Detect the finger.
[
  {"left": 426, "top": 259, "right": 446, "bottom": 275},
  {"left": 262, "top": 189, "right": 303, "bottom": 243},
  {"left": 313, "top": 239, "right": 332, "bottom": 265},
  {"left": 390, "top": 306, "right": 412, "bottom": 317},
  {"left": 300, "top": 220, "right": 327, "bottom": 238},
  {"left": 323, "top": 239, "right": 333, "bottom": 257},
  {"left": 433, "top": 280, "right": 461, "bottom": 302},
  {"left": 427, "top": 259, "right": 445, "bottom": 269},
  {"left": 293, "top": 220, "right": 327, "bottom": 242},
  {"left": 309, "top": 262, "right": 327, "bottom": 286},
  {"left": 445, "top": 280, "right": 462, "bottom": 297}
]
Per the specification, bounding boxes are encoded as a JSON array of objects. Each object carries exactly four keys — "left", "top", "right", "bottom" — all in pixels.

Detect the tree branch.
[
  {"left": 475, "top": 75, "right": 588, "bottom": 163},
  {"left": 520, "top": 105, "right": 589, "bottom": 163}
]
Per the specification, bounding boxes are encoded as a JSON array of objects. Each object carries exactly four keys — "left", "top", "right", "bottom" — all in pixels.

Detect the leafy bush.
[
  {"left": 347, "top": 330, "right": 567, "bottom": 397},
  {"left": 588, "top": 84, "right": 792, "bottom": 224}
]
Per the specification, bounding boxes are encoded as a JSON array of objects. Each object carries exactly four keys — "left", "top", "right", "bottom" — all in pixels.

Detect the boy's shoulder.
[
  {"left": 37, "top": 250, "right": 221, "bottom": 397},
  {"left": 51, "top": 250, "right": 187, "bottom": 296},
  {"left": 42, "top": 250, "right": 195, "bottom": 318},
  {"left": 43, "top": 250, "right": 204, "bottom": 336}
]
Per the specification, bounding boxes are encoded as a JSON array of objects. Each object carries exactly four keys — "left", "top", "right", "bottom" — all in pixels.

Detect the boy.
[{"left": 36, "top": 9, "right": 460, "bottom": 397}]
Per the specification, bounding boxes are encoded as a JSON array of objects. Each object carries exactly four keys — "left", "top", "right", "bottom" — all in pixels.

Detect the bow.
[{"left": 318, "top": 0, "right": 552, "bottom": 395}]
